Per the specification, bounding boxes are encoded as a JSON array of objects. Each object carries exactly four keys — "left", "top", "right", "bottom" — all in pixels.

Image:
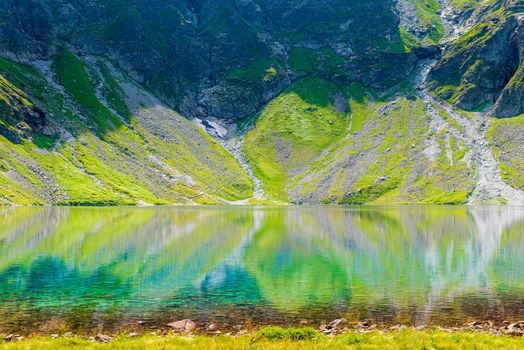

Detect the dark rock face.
[
  {"left": 0, "top": 75, "right": 47, "bottom": 143},
  {"left": 0, "top": 0, "right": 415, "bottom": 122},
  {"left": 493, "top": 7, "right": 523, "bottom": 119},
  {"left": 493, "top": 63, "right": 523, "bottom": 118},
  {"left": 429, "top": 2, "right": 523, "bottom": 117},
  {"left": 2, "top": 0, "right": 517, "bottom": 120}
]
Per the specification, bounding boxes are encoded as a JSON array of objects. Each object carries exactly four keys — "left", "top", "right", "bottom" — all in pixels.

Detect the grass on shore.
[{"left": 1, "top": 328, "right": 523, "bottom": 349}]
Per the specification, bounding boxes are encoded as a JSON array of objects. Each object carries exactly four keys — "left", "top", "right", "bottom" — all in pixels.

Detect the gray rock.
[
  {"left": 507, "top": 321, "right": 524, "bottom": 335},
  {"left": 166, "top": 319, "right": 197, "bottom": 332},
  {"left": 327, "top": 318, "right": 347, "bottom": 330},
  {"left": 94, "top": 334, "right": 113, "bottom": 343}
]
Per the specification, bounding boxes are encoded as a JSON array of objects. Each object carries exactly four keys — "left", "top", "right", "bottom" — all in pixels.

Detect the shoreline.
[
  {"left": 2, "top": 319, "right": 523, "bottom": 340},
  {"left": 1, "top": 325, "right": 524, "bottom": 349},
  {"left": 3, "top": 203, "right": 524, "bottom": 208}
]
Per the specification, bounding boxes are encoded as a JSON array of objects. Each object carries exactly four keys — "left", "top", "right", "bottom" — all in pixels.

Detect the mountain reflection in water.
[{"left": 0, "top": 206, "right": 523, "bottom": 333}]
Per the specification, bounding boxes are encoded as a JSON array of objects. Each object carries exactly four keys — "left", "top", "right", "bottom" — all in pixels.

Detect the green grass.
[
  {"left": 0, "top": 55, "right": 253, "bottom": 205},
  {"left": 347, "top": 98, "right": 427, "bottom": 204},
  {"left": 0, "top": 75, "right": 33, "bottom": 110},
  {"left": 287, "top": 93, "right": 474, "bottom": 204},
  {"left": 53, "top": 50, "right": 122, "bottom": 133},
  {"left": 33, "top": 133, "right": 58, "bottom": 149},
  {"left": 0, "top": 57, "right": 84, "bottom": 135},
  {"left": 243, "top": 69, "right": 477, "bottom": 204},
  {"left": 399, "top": 27, "right": 421, "bottom": 52},
  {"left": 1, "top": 329, "right": 523, "bottom": 349},
  {"left": 407, "top": 0, "right": 446, "bottom": 44},
  {"left": 244, "top": 77, "right": 350, "bottom": 200},
  {"left": 0, "top": 71, "right": 38, "bottom": 142},
  {"left": 449, "top": 0, "right": 484, "bottom": 11},
  {"left": 253, "top": 326, "right": 320, "bottom": 341},
  {"left": 487, "top": 114, "right": 524, "bottom": 190},
  {"left": 98, "top": 62, "right": 131, "bottom": 121},
  {"left": 289, "top": 47, "right": 345, "bottom": 75},
  {"left": 0, "top": 172, "right": 43, "bottom": 205},
  {"left": 227, "top": 58, "right": 280, "bottom": 81}
]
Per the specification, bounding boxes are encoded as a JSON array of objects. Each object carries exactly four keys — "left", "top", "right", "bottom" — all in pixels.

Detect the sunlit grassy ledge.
[{"left": 1, "top": 328, "right": 524, "bottom": 350}]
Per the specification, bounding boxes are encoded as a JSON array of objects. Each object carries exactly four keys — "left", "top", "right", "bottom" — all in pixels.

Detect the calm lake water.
[{"left": 0, "top": 206, "right": 523, "bottom": 334}]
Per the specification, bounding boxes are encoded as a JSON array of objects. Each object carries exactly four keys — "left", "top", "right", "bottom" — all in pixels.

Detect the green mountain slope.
[
  {"left": 244, "top": 80, "right": 474, "bottom": 204},
  {"left": 0, "top": 0, "right": 523, "bottom": 205},
  {"left": 240, "top": 0, "right": 524, "bottom": 205},
  {"left": 0, "top": 52, "right": 252, "bottom": 205}
]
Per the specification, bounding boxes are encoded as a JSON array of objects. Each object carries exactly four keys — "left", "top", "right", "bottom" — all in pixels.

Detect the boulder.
[
  {"left": 94, "top": 334, "right": 113, "bottom": 343},
  {"left": 166, "top": 319, "right": 197, "bottom": 332},
  {"left": 507, "top": 321, "right": 524, "bottom": 336},
  {"left": 319, "top": 318, "right": 347, "bottom": 335}
]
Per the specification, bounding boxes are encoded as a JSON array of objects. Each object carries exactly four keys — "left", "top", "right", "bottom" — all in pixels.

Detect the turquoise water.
[{"left": 0, "top": 206, "right": 523, "bottom": 333}]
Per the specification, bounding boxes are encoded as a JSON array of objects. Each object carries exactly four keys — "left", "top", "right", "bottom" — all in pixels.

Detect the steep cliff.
[
  {"left": 429, "top": 0, "right": 523, "bottom": 118},
  {"left": 0, "top": 0, "right": 423, "bottom": 124}
]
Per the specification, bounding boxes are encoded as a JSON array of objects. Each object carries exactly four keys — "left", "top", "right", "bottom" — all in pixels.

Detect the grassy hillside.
[
  {"left": 244, "top": 77, "right": 350, "bottom": 200},
  {"left": 244, "top": 79, "right": 474, "bottom": 204},
  {"left": 0, "top": 52, "right": 253, "bottom": 205},
  {"left": 0, "top": 0, "right": 521, "bottom": 206},
  {"left": 488, "top": 114, "right": 524, "bottom": 190}
]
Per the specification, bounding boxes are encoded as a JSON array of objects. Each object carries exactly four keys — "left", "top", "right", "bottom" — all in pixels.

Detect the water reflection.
[{"left": 0, "top": 206, "right": 523, "bottom": 333}]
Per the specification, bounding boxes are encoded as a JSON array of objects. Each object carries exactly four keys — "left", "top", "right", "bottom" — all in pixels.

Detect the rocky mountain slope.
[
  {"left": 0, "top": 0, "right": 416, "bottom": 125},
  {"left": 0, "top": 0, "right": 522, "bottom": 205},
  {"left": 0, "top": 53, "right": 252, "bottom": 205}
]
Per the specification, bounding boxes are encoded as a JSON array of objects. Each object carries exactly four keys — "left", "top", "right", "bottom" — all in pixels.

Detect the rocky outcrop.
[
  {"left": 429, "top": 1, "right": 523, "bottom": 118},
  {"left": 493, "top": 62, "right": 523, "bottom": 118},
  {"left": 0, "top": 0, "right": 518, "bottom": 124},
  {"left": 0, "top": 0, "right": 416, "bottom": 123},
  {"left": 166, "top": 319, "right": 197, "bottom": 332},
  {"left": 0, "top": 74, "right": 47, "bottom": 143}
]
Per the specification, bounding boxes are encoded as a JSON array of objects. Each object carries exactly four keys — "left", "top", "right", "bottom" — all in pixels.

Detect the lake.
[{"left": 0, "top": 206, "right": 523, "bottom": 334}]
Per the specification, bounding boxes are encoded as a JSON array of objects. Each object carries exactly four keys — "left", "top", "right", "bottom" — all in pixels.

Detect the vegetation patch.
[
  {"left": 408, "top": 0, "right": 446, "bottom": 44},
  {"left": 244, "top": 77, "right": 350, "bottom": 200},
  {"left": 53, "top": 50, "right": 123, "bottom": 133},
  {"left": 253, "top": 326, "right": 319, "bottom": 342},
  {"left": 98, "top": 62, "right": 131, "bottom": 121},
  {"left": 0, "top": 55, "right": 253, "bottom": 205},
  {"left": 227, "top": 58, "right": 280, "bottom": 82},
  {"left": 488, "top": 114, "right": 524, "bottom": 190},
  {"left": 0, "top": 330, "right": 523, "bottom": 349},
  {"left": 289, "top": 47, "right": 345, "bottom": 76}
]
